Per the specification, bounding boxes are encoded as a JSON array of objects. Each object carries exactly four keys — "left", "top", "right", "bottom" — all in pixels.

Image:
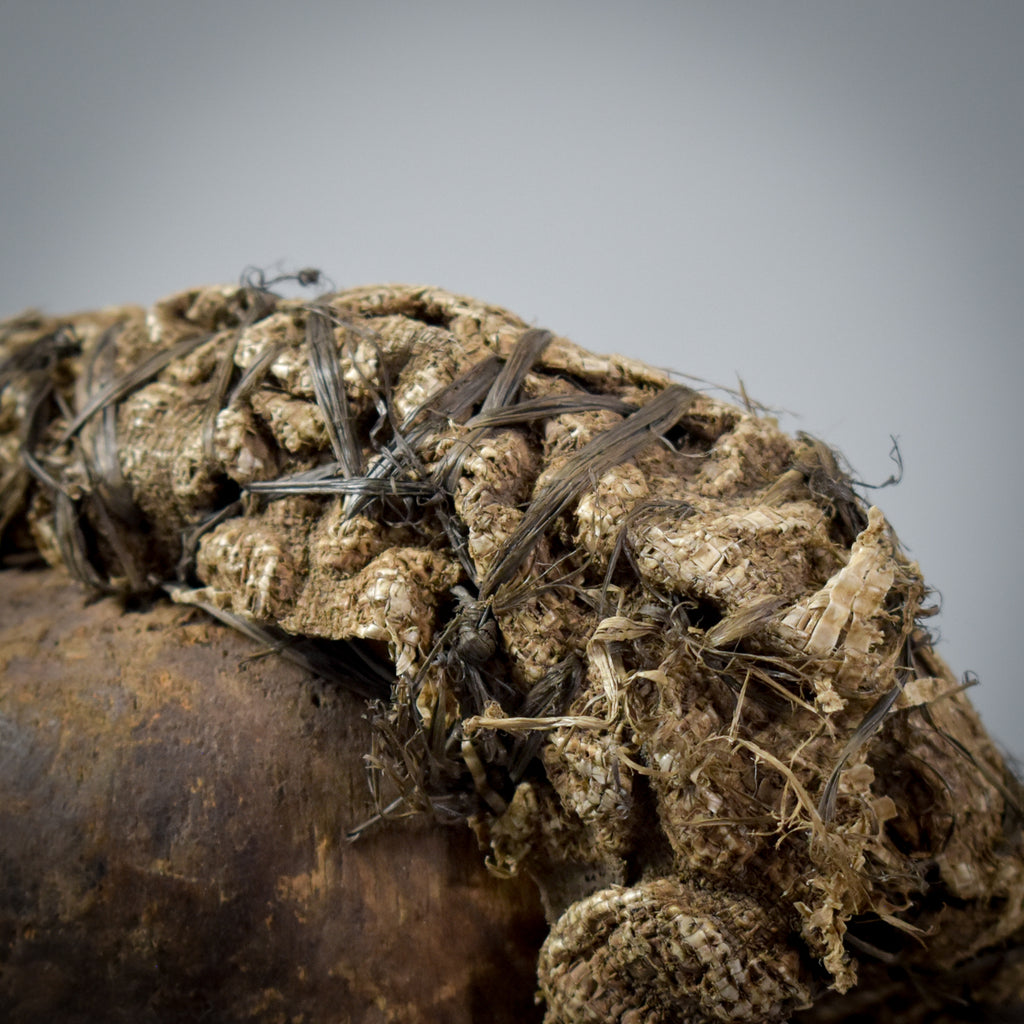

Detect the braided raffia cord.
[{"left": 2, "top": 280, "right": 1023, "bottom": 1022}]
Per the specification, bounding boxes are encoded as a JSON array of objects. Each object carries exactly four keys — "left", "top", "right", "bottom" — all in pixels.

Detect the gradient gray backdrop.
[{"left": 2, "top": 2, "right": 1021, "bottom": 754}]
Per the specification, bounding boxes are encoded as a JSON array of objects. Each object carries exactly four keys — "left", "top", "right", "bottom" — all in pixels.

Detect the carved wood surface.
[{"left": 0, "top": 567, "right": 547, "bottom": 1024}]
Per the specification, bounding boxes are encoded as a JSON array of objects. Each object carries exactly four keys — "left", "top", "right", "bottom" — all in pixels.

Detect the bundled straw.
[{"left": 2, "top": 275, "right": 1022, "bottom": 1023}]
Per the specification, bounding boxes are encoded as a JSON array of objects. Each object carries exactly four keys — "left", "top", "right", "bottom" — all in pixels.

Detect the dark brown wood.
[{"left": 0, "top": 568, "right": 547, "bottom": 1024}]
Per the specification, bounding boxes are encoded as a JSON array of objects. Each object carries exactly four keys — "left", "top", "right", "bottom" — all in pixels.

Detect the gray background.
[{"left": 2, "top": 2, "right": 1021, "bottom": 754}]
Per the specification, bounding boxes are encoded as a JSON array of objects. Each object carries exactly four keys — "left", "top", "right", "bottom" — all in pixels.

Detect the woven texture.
[{"left": 2, "top": 279, "right": 1022, "bottom": 1022}]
